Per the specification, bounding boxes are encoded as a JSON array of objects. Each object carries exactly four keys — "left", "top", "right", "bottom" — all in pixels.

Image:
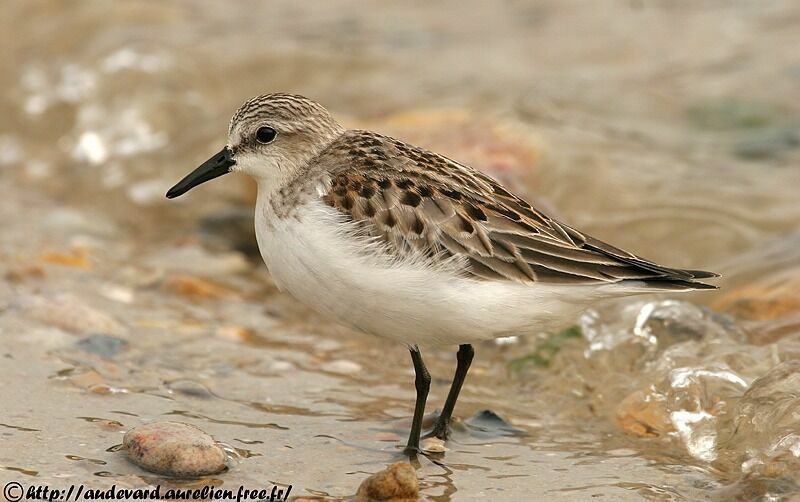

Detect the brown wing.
[{"left": 317, "top": 130, "right": 717, "bottom": 290}]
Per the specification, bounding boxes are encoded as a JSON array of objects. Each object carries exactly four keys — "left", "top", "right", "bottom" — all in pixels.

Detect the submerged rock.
[
  {"left": 616, "top": 389, "right": 673, "bottom": 438},
  {"left": 123, "top": 422, "right": 227, "bottom": 477},
  {"left": 713, "top": 267, "right": 800, "bottom": 323},
  {"left": 616, "top": 365, "right": 748, "bottom": 458},
  {"left": 716, "top": 361, "right": 800, "bottom": 480},
  {"left": 356, "top": 462, "right": 419, "bottom": 502}
]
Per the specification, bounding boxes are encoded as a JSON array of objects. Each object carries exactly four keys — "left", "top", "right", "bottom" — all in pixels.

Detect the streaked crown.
[{"left": 229, "top": 93, "right": 342, "bottom": 139}]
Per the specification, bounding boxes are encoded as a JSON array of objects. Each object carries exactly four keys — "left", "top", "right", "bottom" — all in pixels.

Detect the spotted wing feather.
[{"left": 317, "top": 130, "right": 717, "bottom": 290}]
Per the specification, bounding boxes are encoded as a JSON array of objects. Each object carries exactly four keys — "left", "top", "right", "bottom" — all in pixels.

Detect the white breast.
[{"left": 255, "top": 197, "right": 619, "bottom": 346}]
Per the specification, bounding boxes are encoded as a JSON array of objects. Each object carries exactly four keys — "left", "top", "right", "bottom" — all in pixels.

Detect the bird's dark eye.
[{"left": 256, "top": 126, "right": 277, "bottom": 144}]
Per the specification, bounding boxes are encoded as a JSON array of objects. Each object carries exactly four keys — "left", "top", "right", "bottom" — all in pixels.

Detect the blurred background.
[{"left": 1, "top": 1, "right": 799, "bottom": 499}]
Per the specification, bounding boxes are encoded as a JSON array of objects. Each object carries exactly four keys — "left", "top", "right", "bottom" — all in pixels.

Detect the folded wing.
[{"left": 317, "top": 130, "right": 718, "bottom": 291}]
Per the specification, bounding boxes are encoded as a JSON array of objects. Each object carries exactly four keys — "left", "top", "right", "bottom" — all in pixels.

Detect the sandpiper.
[{"left": 167, "top": 93, "right": 717, "bottom": 454}]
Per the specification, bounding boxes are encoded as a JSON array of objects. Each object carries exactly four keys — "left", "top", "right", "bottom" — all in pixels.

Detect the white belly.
[{"left": 255, "top": 199, "right": 613, "bottom": 346}]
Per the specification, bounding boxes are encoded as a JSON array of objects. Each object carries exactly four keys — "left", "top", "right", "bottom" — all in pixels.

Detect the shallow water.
[{"left": 2, "top": 1, "right": 800, "bottom": 500}]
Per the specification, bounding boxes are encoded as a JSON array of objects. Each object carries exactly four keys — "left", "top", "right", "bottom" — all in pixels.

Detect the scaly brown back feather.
[{"left": 315, "top": 130, "right": 717, "bottom": 290}]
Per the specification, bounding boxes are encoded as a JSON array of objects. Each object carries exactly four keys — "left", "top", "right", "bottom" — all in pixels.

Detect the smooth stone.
[
  {"left": 166, "top": 379, "right": 213, "bottom": 399},
  {"left": 123, "top": 422, "right": 227, "bottom": 477},
  {"left": 356, "top": 462, "right": 419, "bottom": 502},
  {"left": 616, "top": 389, "right": 674, "bottom": 438},
  {"left": 22, "top": 294, "right": 125, "bottom": 336},
  {"left": 321, "top": 360, "right": 363, "bottom": 374},
  {"left": 420, "top": 437, "right": 446, "bottom": 453}
]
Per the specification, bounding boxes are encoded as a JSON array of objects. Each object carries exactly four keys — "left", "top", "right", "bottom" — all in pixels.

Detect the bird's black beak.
[{"left": 166, "top": 146, "right": 236, "bottom": 199}]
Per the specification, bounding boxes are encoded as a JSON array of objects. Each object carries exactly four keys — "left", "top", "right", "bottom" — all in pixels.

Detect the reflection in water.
[
  {"left": 1, "top": 0, "right": 800, "bottom": 499},
  {"left": 66, "top": 455, "right": 108, "bottom": 465},
  {"left": 0, "top": 423, "right": 41, "bottom": 432},
  {"left": 1, "top": 466, "right": 39, "bottom": 477},
  {"left": 165, "top": 410, "right": 289, "bottom": 431},
  {"left": 76, "top": 417, "right": 125, "bottom": 428}
]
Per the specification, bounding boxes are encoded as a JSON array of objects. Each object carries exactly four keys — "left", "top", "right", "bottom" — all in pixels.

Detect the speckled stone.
[
  {"left": 123, "top": 422, "right": 227, "bottom": 477},
  {"left": 356, "top": 462, "right": 419, "bottom": 501}
]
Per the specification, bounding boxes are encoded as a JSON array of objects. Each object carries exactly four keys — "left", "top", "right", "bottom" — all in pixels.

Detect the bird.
[{"left": 166, "top": 93, "right": 718, "bottom": 454}]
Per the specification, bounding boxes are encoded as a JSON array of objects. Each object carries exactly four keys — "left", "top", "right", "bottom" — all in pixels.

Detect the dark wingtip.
[
  {"left": 684, "top": 269, "right": 721, "bottom": 279},
  {"left": 689, "top": 281, "right": 719, "bottom": 290}
]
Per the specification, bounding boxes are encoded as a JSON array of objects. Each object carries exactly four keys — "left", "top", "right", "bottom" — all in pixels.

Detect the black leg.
[
  {"left": 429, "top": 344, "right": 474, "bottom": 441},
  {"left": 404, "top": 347, "right": 430, "bottom": 455}
]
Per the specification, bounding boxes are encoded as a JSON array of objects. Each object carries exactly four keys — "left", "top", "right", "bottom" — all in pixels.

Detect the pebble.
[
  {"left": 40, "top": 248, "right": 91, "bottom": 269},
  {"left": 321, "top": 360, "right": 363, "bottom": 375},
  {"left": 267, "top": 360, "right": 296, "bottom": 373},
  {"left": 4, "top": 262, "right": 46, "bottom": 283},
  {"left": 420, "top": 437, "right": 446, "bottom": 453},
  {"left": 616, "top": 389, "right": 673, "bottom": 438},
  {"left": 164, "top": 274, "right": 239, "bottom": 300},
  {"left": 356, "top": 462, "right": 419, "bottom": 502},
  {"left": 215, "top": 325, "right": 253, "bottom": 341},
  {"left": 166, "top": 379, "right": 214, "bottom": 399},
  {"left": 68, "top": 369, "right": 107, "bottom": 389},
  {"left": 123, "top": 422, "right": 227, "bottom": 477},
  {"left": 22, "top": 294, "right": 124, "bottom": 335},
  {"left": 99, "top": 283, "right": 135, "bottom": 304}
]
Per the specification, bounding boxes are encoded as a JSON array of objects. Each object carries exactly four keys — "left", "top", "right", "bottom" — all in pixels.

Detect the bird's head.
[{"left": 166, "top": 93, "right": 344, "bottom": 199}]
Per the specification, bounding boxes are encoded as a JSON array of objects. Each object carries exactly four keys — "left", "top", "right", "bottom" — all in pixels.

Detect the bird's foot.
[{"left": 424, "top": 419, "right": 451, "bottom": 441}]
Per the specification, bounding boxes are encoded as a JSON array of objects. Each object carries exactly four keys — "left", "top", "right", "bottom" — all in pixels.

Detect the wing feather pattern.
[{"left": 314, "top": 130, "right": 717, "bottom": 290}]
